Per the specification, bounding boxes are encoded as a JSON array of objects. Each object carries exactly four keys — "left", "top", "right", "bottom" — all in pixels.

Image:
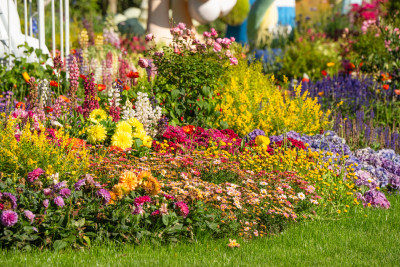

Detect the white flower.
[
  {"left": 259, "top": 181, "right": 268, "bottom": 186},
  {"left": 310, "top": 199, "right": 319, "bottom": 205},
  {"left": 51, "top": 173, "right": 60, "bottom": 184},
  {"left": 260, "top": 189, "right": 267, "bottom": 195},
  {"left": 297, "top": 192, "right": 306, "bottom": 200}
]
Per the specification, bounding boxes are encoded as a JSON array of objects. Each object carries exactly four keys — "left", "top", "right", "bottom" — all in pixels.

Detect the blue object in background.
[
  {"left": 341, "top": 0, "right": 363, "bottom": 14},
  {"left": 32, "top": 17, "right": 38, "bottom": 35},
  {"left": 225, "top": 0, "right": 256, "bottom": 44},
  {"left": 276, "top": 0, "right": 296, "bottom": 28}
]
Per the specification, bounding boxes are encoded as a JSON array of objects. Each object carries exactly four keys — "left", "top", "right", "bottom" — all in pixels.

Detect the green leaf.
[
  {"left": 162, "top": 215, "right": 169, "bottom": 226},
  {"left": 171, "top": 89, "right": 180, "bottom": 100},
  {"left": 220, "top": 121, "right": 229, "bottom": 129},
  {"left": 201, "top": 86, "right": 210, "bottom": 96},
  {"left": 83, "top": 236, "right": 91, "bottom": 247},
  {"left": 53, "top": 240, "right": 67, "bottom": 251}
]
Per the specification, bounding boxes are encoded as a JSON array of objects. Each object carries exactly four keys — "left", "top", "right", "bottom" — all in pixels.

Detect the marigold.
[{"left": 112, "top": 183, "right": 128, "bottom": 199}]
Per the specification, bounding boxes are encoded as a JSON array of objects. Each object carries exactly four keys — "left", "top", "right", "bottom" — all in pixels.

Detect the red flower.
[
  {"left": 349, "top": 63, "right": 356, "bottom": 69},
  {"left": 302, "top": 78, "right": 310, "bottom": 83},
  {"left": 123, "top": 85, "right": 130, "bottom": 91},
  {"left": 180, "top": 116, "right": 184, "bottom": 121},
  {"left": 321, "top": 70, "right": 327, "bottom": 76},
  {"left": 394, "top": 90, "right": 400, "bottom": 95},
  {"left": 182, "top": 125, "right": 196, "bottom": 134},
  {"left": 80, "top": 74, "right": 87, "bottom": 80},
  {"left": 127, "top": 71, "right": 139, "bottom": 79},
  {"left": 0, "top": 203, "right": 3, "bottom": 210},
  {"left": 98, "top": 84, "right": 107, "bottom": 92},
  {"left": 383, "top": 84, "right": 390, "bottom": 90},
  {"left": 15, "top": 102, "right": 26, "bottom": 110},
  {"left": 45, "top": 106, "right": 54, "bottom": 113},
  {"left": 50, "top": 80, "right": 59, "bottom": 87}
]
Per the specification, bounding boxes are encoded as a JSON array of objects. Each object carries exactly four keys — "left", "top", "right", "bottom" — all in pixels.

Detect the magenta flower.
[
  {"left": 151, "top": 210, "right": 160, "bottom": 216},
  {"left": 96, "top": 189, "right": 111, "bottom": 205},
  {"left": 24, "top": 210, "right": 35, "bottom": 224},
  {"left": 175, "top": 201, "right": 189, "bottom": 218},
  {"left": 132, "top": 205, "right": 144, "bottom": 215},
  {"left": 27, "top": 168, "right": 45, "bottom": 182},
  {"left": 145, "top": 33, "right": 154, "bottom": 42},
  {"left": 203, "top": 31, "right": 211, "bottom": 38},
  {"left": 1, "top": 210, "right": 18, "bottom": 227},
  {"left": 176, "top": 22, "right": 186, "bottom": 30},
  {"left": 230, "top": 57, "right": 238, "bottom": 66},
  {"left": 59, "top": 188, "right": 71, "bottom": 198},
  {"left": 43, "top": 199, "right": 49, "bottom": 209},
  {"left": 43, "top": 188, "right": 53, "bottom": 196},
  {"left": 213, "top": 42, "right": 222, "bottom": 53},
  {"left": 54, "top": 196, "right": 65, "bottom": 207},
  {"left": 74, "top": 179, "right": 86, "bottom": 191},
  {"left": 134, "top": 196, "right": 152, "bottom": 206},
  {"left": 138, "top": 58, "right": 149, "bottom": 68}
]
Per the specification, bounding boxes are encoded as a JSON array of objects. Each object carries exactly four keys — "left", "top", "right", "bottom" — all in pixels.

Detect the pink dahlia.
[
  {"left": 1, "top": 210, "right": 18, "bottom": 227},
  {"left": 24, "top": 210, "right": 35, "bottom": 224},
  {"left": 27, "top": 168, "right": 45, "bottom": 182},
  {"left": 134, "top": 196, "right": 152, "bottom": 206},
  {"left": 175, "top": 201, "right": 189, "bottom": 218}
]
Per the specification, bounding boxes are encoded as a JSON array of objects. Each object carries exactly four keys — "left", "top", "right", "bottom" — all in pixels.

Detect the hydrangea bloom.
[{"left": 1, "top": 210, "right": 18, "bottom": 227}]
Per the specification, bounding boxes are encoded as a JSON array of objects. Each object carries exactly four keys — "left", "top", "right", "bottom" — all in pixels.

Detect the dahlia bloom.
[
  {"left": 175, "top": 201, "right": 189, "bottom": 218},
  {"left": 134, "top": 196, "right": 152, "bottom": 206},
  {"left": 97, "top": 189, "right": 111, "bottom": 205},
  {"left": 1, "top": 210, "right": 18, "bottom": 227},
  {"left": 74, "top": 179, "right": 86, "bottom": 191},
  {"left": 27, "top": 168, "right": 45, "bottom": 182},
  {"left": 59, "top": 188, "right": 71, "bottom": 198},
  {"left": 24, "top": 210, "right": 35, "bottom": 224},
  {"left": 54, "top": 196, "right": 65, "bottom": 207}
]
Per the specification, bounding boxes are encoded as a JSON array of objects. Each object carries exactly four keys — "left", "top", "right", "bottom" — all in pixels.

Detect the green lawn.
[{"left": 2, "top": 196, "right": 400, "bottom": 267}]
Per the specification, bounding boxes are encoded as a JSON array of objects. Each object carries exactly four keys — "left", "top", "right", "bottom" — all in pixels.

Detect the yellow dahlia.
[
  {"left": 143, "top": 175, "right": 161, "bottom": 196},
  {"left": 133, "top": 128, "right": 147, "bottom": 140},
  {"left": 89, "top": 109, "right": 108, "bottom": 124},
  {"left": 111, "top": 131, "right": 133, "bottom": 150},
  {"left": 127, "top": 117, "right": 144, "bottom": 131},
  {"left": 86, "top": 124, "right": 107, "bottom": 144},
  {"left": 112, "top": 183, "right": 128, "bottom": 199},
  {"left": 142, "top": 135, "right": 153, "bottom": 148},
  {"left": 116, "top": 120, "right": 132, "bottom": 134},
  {"left": 119, "top": 170, "right": 139, "bottom": 191}
]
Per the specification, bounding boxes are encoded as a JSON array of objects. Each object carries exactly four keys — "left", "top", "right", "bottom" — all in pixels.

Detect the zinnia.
[{"left": 1, "top": 210, "right": 18, "bottom": 227}]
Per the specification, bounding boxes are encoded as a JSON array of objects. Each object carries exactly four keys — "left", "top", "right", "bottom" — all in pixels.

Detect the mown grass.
[{"left": 2, "top": 195, "right": 400, "bottom": 267}]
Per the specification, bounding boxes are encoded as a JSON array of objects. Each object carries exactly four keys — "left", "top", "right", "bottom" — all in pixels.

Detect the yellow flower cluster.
[
  {"left": 215, "top": 60, "right": 331, "bottom": 136},
  {"left": 0, "top": 117, "right": 89, "bottom": 180}
]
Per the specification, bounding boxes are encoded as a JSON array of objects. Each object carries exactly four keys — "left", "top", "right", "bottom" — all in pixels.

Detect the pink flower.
[
  {"left": 211, "top": 28, "right": 218, "bottom": 37},
  {"left": 213, "top": 42, "right": 222, "bottom": 52},
  {"left": 138, "top": 58, "right": 149, "bottom": 68},
  {"left": 203, "top": 31, "right": 211, "bottom": 38},
  {"left": 175, "top": 201, "right": 189, "bottom": 218},
  {"left": 1, "top": 210, "right": 18, "bottom": 227},
  {"left": 134, "top": 196, "right": 152, "bottom": 206},
  {"left": 145, "top": 33, "right": 154, "bottom": 42},
  {"left": 24, "top": 210, "right": 35, "bottom": 224},
  {"left": 132, "top": 205, "right": 144, "bottom": 215},
  {"left": 177, "top": 22, "right": 186, "bottom": 30},
  {"left": 27, "top": 168, "right": 45, "bottom": 182},
  {"left": 229, "top": 57, "right": 238, "bottom": 65},
  {"left": 230, "top": 37, "right": 235, "bottom": 42}
]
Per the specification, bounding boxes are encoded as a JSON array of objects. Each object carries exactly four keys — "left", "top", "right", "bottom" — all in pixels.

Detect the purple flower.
[
  {"left": 363, "top": 189, "right": 390, "bottom": 209},
  {"left": 53, "top": 181, "right": 67, "bottom": 191},
  {"left": 1, "top": 192, "right": 17, "bottom": 210},
  {"left": 96, "top": 189, "right": 111, "bottom": 205},
  {"left": 27, "top": 168, "right": 45, "bottom": 182},
  {"left": 134, "top": 196, "right": 152, "bottom": 206},
  {"left": 43, "top": 199, "right": 49, "bottom": 209},
  {"left": 175, "top": 201, "right": 189, "bottom": 218},
  {"left": 59, "top": 188, "right": 71, "bottom": 198},
  {"left": 132, "top": 205, "right": 144, "bottom": 215},
  {"left": 1, "top": 210, "right": 18, "bottom": 227},
  {"left": 74, "top": 179, "right": 86, "bottom": 191},
  {"left": 54, "top": 196, "right": 65, "bottom": 207},
  {"left": 43, "top": 188, "right": 53, "bottom": 196},
  {"left": 24, "top": 210, "right": 35, "bottom": 224}
]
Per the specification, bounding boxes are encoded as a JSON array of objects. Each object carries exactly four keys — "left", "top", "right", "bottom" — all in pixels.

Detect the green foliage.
[{"left": 221, "top": 0, "right": 250, "bottom": 26}]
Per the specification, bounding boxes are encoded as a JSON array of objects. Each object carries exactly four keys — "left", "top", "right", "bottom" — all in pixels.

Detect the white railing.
[{"left": 3, "top": 0, "right": 70, "bottom": 71}]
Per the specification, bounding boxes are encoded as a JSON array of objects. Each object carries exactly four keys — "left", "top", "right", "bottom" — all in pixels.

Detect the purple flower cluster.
[{"left": 245, "top": 129, "right": 266, "bottom": 143}]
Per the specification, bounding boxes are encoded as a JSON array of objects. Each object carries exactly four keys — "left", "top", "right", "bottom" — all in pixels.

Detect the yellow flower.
[
  {"left": 326, "top": 62, "right": 335, "bottom": 67},
  {"left": 119, "top": 170, "right": 139, "bottom": 191},
  {"left": 133, "top": 129, "right": 147, "bottom": 140},
  {"left": 116, "top": 120, "right": 132, "bottom": 134},
  {"left": 127, "top": 117, "right": 144, "bottom": 131},
  {"left": 111, "top": 131, "right": 133, "bottom": 150},
  {"left": 86, "top": 124, "right": 107, "bottom": 144},
  {"left": 255, "top": 135, "right": 270, "bottom": 148},
  {"left": 142, "top": 135, "right": 153, "bottom": 148},
  {"left": 112, "top": 183, "right": 128, "bottom": 199},
  {"left": 89, "top": 109, "right": 108, "bottom": 124}
]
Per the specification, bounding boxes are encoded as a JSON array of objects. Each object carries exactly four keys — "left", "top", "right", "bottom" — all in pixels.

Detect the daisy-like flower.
[
  {"left": 88, "top": 109, "right": 108, "bottom": 124},
  {"left": 310, "top": 199, "right": 319, "bottom": 205},
  {"left": 127, "top": 117, "right": 144, "bottom": 131},
  {"left": 119, "top": 170, "right": 139, "bottom": 191},
  {"left": 111, "top": 131, "right": 133, "bottom": 150},
  {"left": 227, "top": 239, "right": 240, "bottom": 248},
  {"left": 87, "top": 124, "right": 107, "bottom": 144},
  {"left": 116, "top": 120, "right": 133, "bottom": 135},
  {"left": 297, "top": 192, "right": 306, "bottom": 200}
]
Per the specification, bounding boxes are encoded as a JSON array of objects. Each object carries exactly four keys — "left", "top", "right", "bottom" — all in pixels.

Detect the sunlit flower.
[
  {"left": 227, "top": 239, "right": 240, "bottom": 248},
  {"left": 119, "top": 170, "right": 139, "bottom": 191},
  {"left": 116, "top": 120, "right": 133, "bottom": 135},
  {"left": 87, "top": 124, "right": 107, "bottom": 144},
  {"left": 111, "top": 131, "right": 133, "bottom": 150},
  {"left": 22, "top": 72, "right": 30, "bottom": 83},
  {"left": 97, "top": 84, "right": 107, "bottom": 92},
  {"left": 89, "top": 109, "right": 108, "bottom": 124}
]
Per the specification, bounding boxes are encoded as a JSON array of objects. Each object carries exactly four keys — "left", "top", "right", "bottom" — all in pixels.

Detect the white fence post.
[
  {"left": 59, "top": 0, "right": 63, "bottom": 60},
  {"left": 37, "top": 0, "right": 45, "bottom": 51},
  {"left": 51, "top": 0, "right": 55, "bottom": 56},
  {"left": 65, "top": 0, "right": 69, "bottom": 77},
  {"left": 24, "top": 0, "right": 28, "bottom": 42},
  {"left": 7, "top": 0, "right": 11, "bottom": 67}
]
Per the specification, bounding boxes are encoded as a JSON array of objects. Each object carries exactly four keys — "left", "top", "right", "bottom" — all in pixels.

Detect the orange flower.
[
  {"left": 127, "top": 71, "right": 139, "bottom": 79},
  {"left": 22, "top": 72, "right": 30, "bottom": 83},
  {"left": 15, "top": 102, "right": 26, "bottom": 110},
  {"left": 302, "top": 78, "right": 309, "bottom": 83},
  {"left": 318, "top": 92, "right": 324, "bottom": 96},
  {"left": 123, "top": 85, "right": 130, "bottom": 91},
  {"left": 98, "top": 84, "right": 107, "bottom": 92},
  {"left": 349, "top": 63, "right": 356, "bottom": 69},
  {"left": 383, "top": 84, "right": 390, "bottom": 90},
  {"left": 50, "top": 80, "right": 59, "bottom": 87},
  {"left": 182, "top": 125, "right": 196, "bottom": 134},
  {"left": 394, "top": 89, "right": 400, "bottom": 95},
  {"left": 59, "top": 95, "right": 70, "bottom": 103}
]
